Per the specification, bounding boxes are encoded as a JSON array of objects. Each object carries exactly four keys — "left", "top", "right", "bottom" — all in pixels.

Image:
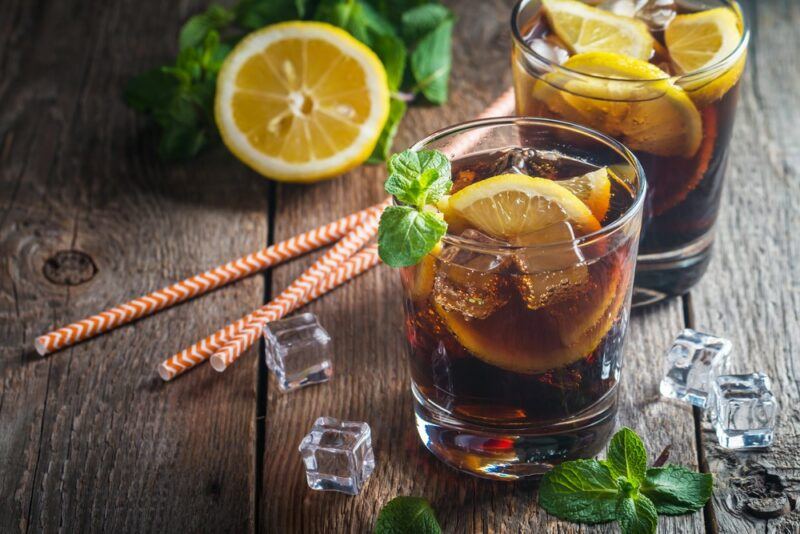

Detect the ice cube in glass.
[
  {"left": 659, "top": 329, "right": 732, "bottom": 408},
  {"left": 298, "top": 417, "right": 375, "bottom": 495},
  {"left": 263, "top": 313, "right": 332, "bottom": 392},
  {"left": 709, "top": 373, "right": 777, "bottom": 450}
]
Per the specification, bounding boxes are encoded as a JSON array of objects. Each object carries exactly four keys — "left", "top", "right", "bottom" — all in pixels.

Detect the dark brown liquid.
[{"left": 402, "top": 149, "right": 637, "bottom": 427}]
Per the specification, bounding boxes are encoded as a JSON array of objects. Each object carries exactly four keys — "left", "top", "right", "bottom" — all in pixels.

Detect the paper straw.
[
  {"left": 209, "top": 245, "right": 381, "bottom": 373},
  {"left": 207, "top": 215, "right": 380, "bottom": 371},
  {"left": 158, "top": 210, "right": 384, "bottom": 380},
  {"left": 34, "top": 203, "right": 383, "bottom": 356}
]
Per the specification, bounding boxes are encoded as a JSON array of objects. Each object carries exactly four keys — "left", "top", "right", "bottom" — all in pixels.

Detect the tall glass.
[
  {"left": 511, "top": 0, "right": 748, "bottom": 303},
  {"left": 401, "top": 118, "right": 645, "bottom": 479}
]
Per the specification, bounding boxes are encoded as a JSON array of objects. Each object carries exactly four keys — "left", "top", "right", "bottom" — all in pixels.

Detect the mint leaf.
[
  {"left": 124, "top": 69, "right": 180, "bottom": 113},
  {"left": 235, "top": 0, "right": 306, "bottom": 30},
  {"left": 605, "top": 427, "right": 647, "bottom": 486},
  {"left": 373, "top": 33, "right": 407, "bottom": 91},
  {"left": 385, "top": 149, "right": 451, "bottom": 208},
  {"left": 378, "top": 206, "right": 446, "bottom": 267},
  {"left": 368, "top": 97, "right": 407, "bottom": 163},
  {"left": 641, "top": 465, "right": 713, "bottom": 515},
  {"left": 616, "top": 494, "right": 658, "bottom": 534},
  {"left": 410, "top": 17, "right": 453, "bottom": 104},
  {"left": 539, "top": 460, "right": 620, "bottom": 524},
  {"left": 179, "top": 5, "right": 235, "bottom": 51},
  {"left": 374, "top": 496, "right": 441, "bottom": 534},
  {"left": 401, "top": 4, "right": 452, "bottom": 46}
]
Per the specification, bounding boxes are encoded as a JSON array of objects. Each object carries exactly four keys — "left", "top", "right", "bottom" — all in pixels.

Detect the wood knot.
[{"left": 43, "top": 250, "right": 97, "bottom": 286}]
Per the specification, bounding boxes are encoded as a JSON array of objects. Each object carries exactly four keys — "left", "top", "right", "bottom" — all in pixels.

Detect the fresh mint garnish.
[
  {"left": 641, "top": 465, "right": 713, "bottom": 515},
  {"left": 378, "top": 149, "right": 451, "bottom": 267},
  {"left": 539, "top": 427, "right": 712, "bottom": 534},
  {"left": 374, "top": 496, "right": 442, "bottom": 534},
  {"left": 126, "top": 0, "right": 455, "bottom": 162}
]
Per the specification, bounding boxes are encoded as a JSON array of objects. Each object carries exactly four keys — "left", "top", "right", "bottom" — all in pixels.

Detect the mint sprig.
[
  {"left": 378, "top": 149, "right": 451, "bottom": 267},
  {"left": 539, "top": 427, "right": 712, "bottom": 534},
  {"left": 374, "top": 496, "right": 442, "bottom": 534}
]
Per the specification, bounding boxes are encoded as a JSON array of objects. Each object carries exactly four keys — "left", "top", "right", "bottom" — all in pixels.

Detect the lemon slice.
[
  {"left": 215, "top": 22, "right": 389, "bottom": 182},
  {"left": 534, "top": 52, "right": 702, "bottom": 157},
  {"left": 434, "top": 259, "right": 628, "bottom": 374},
  {"left": 445, "top": 174, "right": 601, "bottom": 239},
  {"left": 541, "top": 0, "right": 653, "bottom": 60},
  {"left": 401, "top": 242, "right": 442, "bottom": 302},
  {"left": 667, "top": 7, "right": 745, "bottom": 107},
  {"left": 558, "top": 167, "right": 611, "bottom": 221}
]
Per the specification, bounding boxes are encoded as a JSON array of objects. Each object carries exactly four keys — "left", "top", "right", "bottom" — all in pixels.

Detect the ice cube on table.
[
  {"left": 709, "top": 373, "right": 777, "bottom": 449},
  {"left": 599, "top": 0, "right": 676, "bottom": 30},
  {"left": 511, "top": 222, "right": 589, "bottom": 310},
  {"left": 433, "top": 229, "right": 512, "bottom": 319},
  {"left": 263, "top": 313, "right": 332, "bottom": 392},
  {"left": 659, "top": 329, "right": 732, "bottom": 408},
  {"left": 298, "top": 417, "right": 375, "bottom": 495}
]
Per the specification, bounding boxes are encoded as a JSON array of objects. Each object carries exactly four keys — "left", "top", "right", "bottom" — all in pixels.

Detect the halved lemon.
[
  {"left": 444, "top": 174, "right": 601, "bottom": 239},
  {"left": 667, "top": 7, "right": 745, "bottom": 107},
  {"left": 558, "top": 167, "right": 611, "bottom": 221},
  {"left": 541, "top": 0, "right": 653, "bottom": 60},
  {"left": 215, "top": 22, "right": 390, "bottom": 182},
  {"left": 534, "top": 52, "right": 702, "bottom": 158}
]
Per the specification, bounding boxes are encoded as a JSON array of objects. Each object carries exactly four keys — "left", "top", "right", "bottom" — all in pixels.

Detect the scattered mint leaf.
[
  {"left": 368, "top": 97, "right": 407, "bottom": 163},
  {"left": 124, "top": 69, "right": 181, "bottom": 113},
  {"left": 401, "top": 4, "right": 452, "bottom": 46},
  {"left": 617, "top": 494, "right": 658, "bottom": 534},
  {"left": 641, "top": 465, "right": 713, "bottom": 515},
  {"left": 539, "top": 460, "right": 619, "bottom": 524},
  {"left": 179, "top": 4, "right": 235, "bottom": 51},
  {"left": 605, "top": 427, "right": 647, "bottom": 486},
  {"left": 538, "top": 428, "right": 712, "bottom": 533},
  {"left": 385, "top": 149, "right": 451, "bottom": 208},
  {"left": 316, "top": 0, "right": 371, "bottom": 43},
  {"left": 410, "top": 17, "right": 453, "bottom": 104},
  {"left": 378, "top": 206, "right": 446, "bottom": 267},
  {"left": 374, "top": 496, "right": 442, "bottom": 534}
]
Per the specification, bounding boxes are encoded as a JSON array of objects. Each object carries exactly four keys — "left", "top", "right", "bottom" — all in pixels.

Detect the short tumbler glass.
[{"left": 399, "top": 118, "right": 646, "bottom": 479}]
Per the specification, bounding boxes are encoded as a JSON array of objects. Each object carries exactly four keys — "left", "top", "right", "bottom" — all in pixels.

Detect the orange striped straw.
[
  {"left": 158, "top": 208, "right": 384, "bottom": 380},
  {"left": 34, "top": 203, "right": 384, "bottom": 356},
  {"left": 209, "top": 245, "right": 381, "bottom": 373}
]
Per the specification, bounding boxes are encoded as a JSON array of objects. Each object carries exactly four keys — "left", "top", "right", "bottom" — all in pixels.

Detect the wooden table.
[{"left": 2, "top": 0, "right": 798, "bottom": 532}]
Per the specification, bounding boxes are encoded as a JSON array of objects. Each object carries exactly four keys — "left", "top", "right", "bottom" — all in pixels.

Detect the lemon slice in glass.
[
  {"left": 534, "top": 52, "right": 702, "bottom": 158},
  {"left": 541, "top": 0, "right": 653, "bottom": 60},
  {"left": 667, "top": 7, "right": 745, "bottom": 108},
  {"left": 558, "top": 167, "right": 611, "bottom": 221},
  {"left": 444, "top": 173, "right": 601, "bottom": 239},
  {"left": 215, "top": 21, "right": 389, "bottom": 182}
]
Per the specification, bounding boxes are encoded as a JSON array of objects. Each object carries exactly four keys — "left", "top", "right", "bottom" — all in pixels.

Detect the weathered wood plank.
[
  {"left": 0, "top": 0, "right": 265, "bottom": 532},
  {"left": 259, "top": 0, "right": 702, "bottom": 531},
  {"left": 687, "top": 1, "right": 800, "bottom": 532}
]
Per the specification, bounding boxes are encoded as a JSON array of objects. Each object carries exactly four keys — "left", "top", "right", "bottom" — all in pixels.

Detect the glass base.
[
  {"left": 633, "top": 231, "right": 714, "bottom": 306},
  {"left": 412, "top": 384, "right": 618, "bottom": 480}
]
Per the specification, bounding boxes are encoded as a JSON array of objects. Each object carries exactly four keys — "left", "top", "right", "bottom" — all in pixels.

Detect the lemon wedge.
[
  {"left": 445, "top": 173, "right": 601, "bottom": 239},
  {"left": 667, "top": 7, "right": 746, "bottom": 107},
  {"left": 215, "top": 22, "right": 389, "bottom": 182},
  {"left": 541, "top": 0, "right": 653, "bottom": 60},
  {"left": 534, "top": 52, "right": 702, "bottom": 157},
  {"left": 558, "top": 167, "right": 612, "bottom": 221}
]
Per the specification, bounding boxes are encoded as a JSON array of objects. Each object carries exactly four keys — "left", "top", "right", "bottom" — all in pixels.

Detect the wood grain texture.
[
  {"left": 0, "top": 0, "right": 266, "bottom": 532},
  {"left": 259, "top": 1, "right": 702, "bottom": 532},
  {"left": 687, "top": 1, "right": 800, "bottom": 533}
]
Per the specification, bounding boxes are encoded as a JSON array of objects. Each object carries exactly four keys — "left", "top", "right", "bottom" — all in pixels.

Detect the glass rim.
[
  {"left": 407, "top": 116, "right": 647, "bottom": 252},
  {"left": 510, "top": 0, "right": 749, "bottom": 84}
]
